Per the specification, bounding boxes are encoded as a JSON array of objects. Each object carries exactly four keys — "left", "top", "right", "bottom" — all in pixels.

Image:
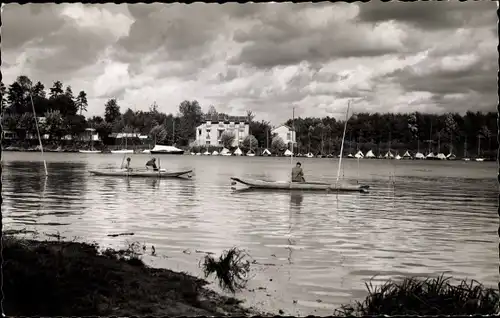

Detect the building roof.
[
  {"left": 201, "top": 114, "right": 249, "bottom": 123},
  {"left": 271, "top": 124, "right": 295, "bottom": 132}
]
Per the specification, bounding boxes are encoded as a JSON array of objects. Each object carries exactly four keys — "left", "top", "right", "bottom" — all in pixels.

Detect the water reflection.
[{"left": 290, "top": 192, "right": 304, "bottom": 214}]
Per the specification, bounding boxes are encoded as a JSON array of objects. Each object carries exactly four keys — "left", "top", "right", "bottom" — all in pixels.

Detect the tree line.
[{"left": 1, "top": 75, "right": 497, "bottom": 157}]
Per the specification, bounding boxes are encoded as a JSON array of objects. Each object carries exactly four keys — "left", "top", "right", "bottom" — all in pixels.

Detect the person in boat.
[
  {"left": 291, "top": 162, "right": 305, "bottom": 183},
  {"left": 145, "top": 157, "right": 159, "bottom": 171},
  {"left": 124, "top": 157, "right": 132, "bottom": 171}
]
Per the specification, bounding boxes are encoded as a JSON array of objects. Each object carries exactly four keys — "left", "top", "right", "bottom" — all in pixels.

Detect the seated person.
[
  {"left": 291, "top": 162, "right": 305, "bottom": 182},
  {"left": 124, "top": 157, "right": 132, "bottom": 171},
  {"left": 146, "top": 158, "right": 159, "bottom": 171}
]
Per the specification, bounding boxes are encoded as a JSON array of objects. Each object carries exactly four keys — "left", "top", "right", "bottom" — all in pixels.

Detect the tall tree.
[
  {"left": 76, "top": 91, "right": 88, "bottom": 115},
  {"left": 220, "top": 131, "right": 236, "bottom": 148},
  {"left": 49, "top": 81, "right": 64, "bottom": 99},
  {"left": 178, "top": 100, "right": 203, "bottom": 146},
  {"left": 104, "top": 98, "right": 121, "bottom": 123},
  {"left": 207, "top": 105, "right": 218, "bottom": 118},
  {"left": 7, "top": 82, "right": 26, "bottom": 114}
]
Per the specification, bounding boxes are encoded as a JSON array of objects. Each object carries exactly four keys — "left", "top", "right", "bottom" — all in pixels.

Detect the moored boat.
[
  {"left": 149, "top": 145, "right": 184, "bottom": 155},
  {"left": 79, "top": 149, "right": 102, "bottom": 154},
  {"left": 111, "top": 149, "right": 134, "bottom": 154},
  {"left": 89, "top": 169, "right": 193, "bottom": 178},
  {"left": 230, "top": 177, "right": 369, "bottom": 193}
]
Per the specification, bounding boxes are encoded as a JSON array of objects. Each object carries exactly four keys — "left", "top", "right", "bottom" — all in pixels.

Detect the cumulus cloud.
[{"left": 1, "top": 2, "right": 497, "bottom": 124}]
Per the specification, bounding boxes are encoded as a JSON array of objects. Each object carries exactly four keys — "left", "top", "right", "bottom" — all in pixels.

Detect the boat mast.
[
  {"left": 291, "top": 107, "right": 295, "bottom": 165},
  {"left": 28, "top": 83, "right": 48, "bottom": 176},
  {"left": 464, "top": 136, "right": 467, "bottom": 158},
  {"left": 336, "top": 100, "right": 351, "bottom": 185},
  {"left": 172, "top": 118, "right": 175, "bottom": 145},
  {"left": 477, "top": 134, "right": 481, "bottom": 158}
]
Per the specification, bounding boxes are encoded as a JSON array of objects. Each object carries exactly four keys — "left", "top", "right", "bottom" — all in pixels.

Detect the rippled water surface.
[{"left": 2, "top": 152, "right": 498, "bottom": 315}]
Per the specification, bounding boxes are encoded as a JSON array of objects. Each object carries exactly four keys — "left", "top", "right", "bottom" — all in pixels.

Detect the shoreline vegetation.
[
  {"left": 1, "top": 75, "right": 497, "bottom": 160},
  {"left": 4, "top": 230, "right": 499, "bottom": 316}
]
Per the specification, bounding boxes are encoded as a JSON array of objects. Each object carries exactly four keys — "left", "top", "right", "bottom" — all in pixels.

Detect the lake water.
[{"left": 2, "top": 152, "right": 498, "bottom": 316}]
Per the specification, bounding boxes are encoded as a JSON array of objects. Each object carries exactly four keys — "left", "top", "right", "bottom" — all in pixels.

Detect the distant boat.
[
  {"left": 347, "top": 153, "right": 354, "bottom": 158},
  {"left": 150, "top": 144, "right": 184, "bottom": 155},
  {"left": 246, "top": 150, "right": 256, "bottom": 157},
  {"left": 414, "top": 152, "right": 425, "bottom": 160},
  {"left": 79, "top": 149, "right": 102, "bottom": 154},
  {"left": 111, "top": 149, "right": 134, "bottom": 154},
  {"left": 220, "top": 148, "right": 232, "bottom": 156},
  {"left": 426, "top": 152, "right": 435, "bottom": 160}
]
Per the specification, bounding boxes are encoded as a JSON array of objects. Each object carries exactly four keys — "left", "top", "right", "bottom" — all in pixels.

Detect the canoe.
[
  {"left": 89, "top": 169, "right": 193, "bottom": 178},
  {"left": 230, "top": 177, "right": 369, "bottom": 193},
  {"left": 79, "top": 150, "right": 102, "bottom": 154}
]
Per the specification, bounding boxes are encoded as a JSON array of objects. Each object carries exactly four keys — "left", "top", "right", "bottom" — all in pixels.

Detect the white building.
[
  {"left": 271, "top": 125, "right": 296, "bottom": 146},
  {"left": 195, "top": 115, "right": 250, "bottom": 147}
]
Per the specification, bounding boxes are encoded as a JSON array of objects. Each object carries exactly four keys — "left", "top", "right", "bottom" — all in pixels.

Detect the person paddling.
[
  {"left": 291, "top": 162, "right": 305, "bottom": 182},
  {"left": 146, "top": 157, "right": 159, "bottom": 171}
]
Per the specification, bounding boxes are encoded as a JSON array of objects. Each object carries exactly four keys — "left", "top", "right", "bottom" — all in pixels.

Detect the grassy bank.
[
  {"left": 2, "top": 234, "right": 258, "bottom": 316},
  {"left": 3, "top": 233, "right": 499, "bottom": 316}
]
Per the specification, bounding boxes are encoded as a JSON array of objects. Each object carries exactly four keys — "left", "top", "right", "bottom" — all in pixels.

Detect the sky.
[{"left": 1, "top": 2, "right": 498, "bottom": 124}]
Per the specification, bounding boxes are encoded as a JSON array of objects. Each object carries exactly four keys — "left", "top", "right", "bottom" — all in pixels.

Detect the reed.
[
  {"left": 200, "top": 247, "right": 251, "bottom": 293},
  {"left": 334, "top": 274, "right": 499, "bottom": 316}
]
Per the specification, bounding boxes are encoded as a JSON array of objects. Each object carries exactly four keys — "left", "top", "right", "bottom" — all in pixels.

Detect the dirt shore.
[{"left": 3, "top": 235, "right": 263, "bottom": 316}]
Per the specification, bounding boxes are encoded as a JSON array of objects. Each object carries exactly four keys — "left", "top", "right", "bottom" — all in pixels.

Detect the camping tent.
[
  {"left": 262, "top": 148, "right": 271, "bottom": 156},
  {"left": 415, "top": 152, "right": 425, "bottom": 159},
  {"left": 402, "top": 150, "right": 412, "bottom": 159},
  {"left": 233, "top": 147, "right": 243, "bottom": 156},
  {"left": 384, "top": 151, "right": 394, "bottom": 159},
  {"left": 436, "top": 153, "right": 447, "bottom": 160},
  {"left": 365, "top": 150, "right": 376, "bottom": 158},
  {"left": 284, "top": 149, "right": 293, "bottom": 156},
  {"left": 354, "top": 150, "right": 364, "bottom": 159},
  {"left": 212, "top": 150, "right": 219, "bottom": 156}
]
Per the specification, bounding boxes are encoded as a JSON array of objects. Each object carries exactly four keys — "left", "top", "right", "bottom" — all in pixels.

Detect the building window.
[
  {"left": 218, "top": 131, "right": 223, "bottom": 139},
  {"left": 287, "top": 132, "right": 291, "bottom": 140},
  {"left": 206, "top": 133, "right": 211, "bottom": 139},
  {"left": 206, "top": 141, "right": 211, "bottom": 145}
]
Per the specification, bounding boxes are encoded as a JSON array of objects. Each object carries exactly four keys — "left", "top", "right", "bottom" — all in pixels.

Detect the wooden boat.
[
  {"left": 89, "top": 169, "right": 193, "bottom": 178},
  {"left": 230, "top": 177, "right": 369, "bottom": 193},
  {"left": 79, "top": 150, "right": 102, "bottom": 154}
]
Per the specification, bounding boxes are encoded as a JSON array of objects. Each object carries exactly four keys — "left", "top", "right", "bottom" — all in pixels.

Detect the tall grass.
[
  {"left": 335, "top": 275, "right": 499, "bottom": 316},
  {"left": 200, "top": 247, "right": 251, "bottom": 293}
]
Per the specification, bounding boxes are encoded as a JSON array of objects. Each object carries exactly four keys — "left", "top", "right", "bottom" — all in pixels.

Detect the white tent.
[
  {"left": 246, "top": 150, "right": 255, "bottom": 157},
  {"left": 446, "top": 153, "right": 456, "bottom": 160},
  {"left": 151, "top": 145, "right": 183, "bottom": 152},
  {"left": 203, "top": 150, "right": 210, "bottom": 156},
  {"left": 436, "top": 153, "right": 447, "bottom": 160},
  {"left": 402, "top": 150, "right": 412, "bottom": 159},
  {"left": 354, "top": 150, "right": 364, "bottom": 159},
  {"left": 384, "top": 151, "right": 394, "bottom": 159},
  {"left": 262, "top": 148, "right": 271, "bottom": 156},
  {"left": 395, "top": 154, "right": 402, "bottom": 160},
  {"left": 415, "top": 152, "right": 425, "bottom": 159},
  {"left": 347, "top": 153, "right": 354, "bottom": 158},
  {"left": 426, "top": 152, "right": 435, "bottom": 159},
  {"left": 284, "top": 149, "right": 293, "bottom": 156},
  {"left": 306, "top": 152, "right": 314, "bottom": 158},
  {"left": 365, "top": 150, "right": 376, "bottom": 158},
  {"left": 233, "top": 147, "right": 243, "bottom": 156},
  {"left": 220, "top": 147, "right": 231, "bottom": 156},
  {"left": 212, "top": 150, "right": 219, "bottom": 156}
]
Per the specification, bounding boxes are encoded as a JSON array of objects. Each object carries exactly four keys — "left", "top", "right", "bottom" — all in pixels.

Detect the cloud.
[{"left": 1, "top": 3, "right": 497, "bottom": 125}]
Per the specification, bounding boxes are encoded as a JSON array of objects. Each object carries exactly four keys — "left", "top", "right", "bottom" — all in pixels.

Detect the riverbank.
[
  {"left": 3, "top": 232, "right": 499, "bottom": 316},
  {"left": 3, "top": 234, "right": 261, "bottom": 316}
]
